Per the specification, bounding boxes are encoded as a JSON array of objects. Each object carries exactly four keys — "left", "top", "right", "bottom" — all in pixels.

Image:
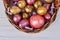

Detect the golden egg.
[
  {"left": 34, "top": 1, "right": 42, "bottom": 8},
  {"left": 23, "top": 13, "right": 28, "bottom": 18},
  {"left": 25, "top": 5, "right": 33, "bottom": 13},
  {"left": 18, "top": 0, "right": 26, "bottom": 8},
  {"left": 10, "top": 6, "right": 21, "bottom": 14},
  {"left": 37, "top": 6, "right": 47, "bottom": 15},
  {"left": 45, "top": 0, "right": 53, "bottom": 3}
]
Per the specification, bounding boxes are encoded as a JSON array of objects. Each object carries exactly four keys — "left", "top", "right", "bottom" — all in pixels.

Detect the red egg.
[
  {"left": 44, "top": 13, "right": 51, "bottom": 20},
  {"left": 19, "top": 19, "right": 29, "bottom": 28},
  {"left": 30, "top": 15, "right": 45, "bottom": 28},
  {"left": 13, "top": 14, "right": 21, "bottom": 23},
  {"left": 27, "top": 0, "right": 35, "bottom": 5}
]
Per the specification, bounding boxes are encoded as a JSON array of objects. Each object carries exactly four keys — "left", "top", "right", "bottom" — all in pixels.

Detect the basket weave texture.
[{"left": 3, "top": 0, "right": 60, "bottom": 33}]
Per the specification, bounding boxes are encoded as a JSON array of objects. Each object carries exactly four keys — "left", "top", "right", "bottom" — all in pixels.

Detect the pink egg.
[
  {"left": 30, "top": 15, "right": 45, "bottom": 28},
  {"left": 19, "top": 19, "right": 29, "bottom": 28},
  {"left": 44, "top": 13, "right": 51, "bottom": 20},
  {"left": 27, "top": 0, "right": 35, "bottom": 5},
  {"left": 13, "top": 14, "right": 21, "bottom": 23}
]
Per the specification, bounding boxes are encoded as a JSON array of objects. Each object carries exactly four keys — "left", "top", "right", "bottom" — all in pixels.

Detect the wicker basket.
[{"left": 3, "top": 0, "right": 60, "bottom": 33}]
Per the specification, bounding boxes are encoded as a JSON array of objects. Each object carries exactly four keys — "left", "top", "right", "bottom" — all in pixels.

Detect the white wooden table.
[{"left": 0, "top": 0, "right": 60, "bottom": 40}]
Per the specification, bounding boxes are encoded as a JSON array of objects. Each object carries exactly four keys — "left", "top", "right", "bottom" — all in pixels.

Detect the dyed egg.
[
  {"left": 45, "top": 0, "right": 53, "bottom": 3},
  {"left": 44, "top": 13, "right": 51, "bottom": 20},
  {"left": 10, "top": 6, "right": 21, "bottom": 14},
  {"left": 44, "top": 4, "right": 51, "bottom": 10},
  {"left": 34, "top": 1, "right": 42, "bottom": 8},
  {"left": 22, "top": 13, "right": 29, "bottom": 18},
  {"left": 27, "top": 0, "right": 35, "bottom": 5},
  {"left": 37, "top": 6, "right": 47, "bottom": 15},
  {"left": 19, "top": 19, "right": 29, "bottom": 28},
  {"left": 25, "top": 5, "right": 33, "bottom": 13},
  {"left": 18, "top": 0, "right": 26, "bottom": 8},
  {"left": 13, "top": 14, "right": 21, "bottom": 23},
  {"left": 30, "top": 15, "right": 45, "bottom": 28}
]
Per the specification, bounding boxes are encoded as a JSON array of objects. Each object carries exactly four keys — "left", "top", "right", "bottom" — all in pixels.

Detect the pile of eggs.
[{"left": 6, "top": 0, "right": 54, "bottom": 32}]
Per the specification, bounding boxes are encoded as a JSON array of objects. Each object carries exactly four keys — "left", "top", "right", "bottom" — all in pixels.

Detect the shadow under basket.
[{"left": 3, "top": 0, "right": 60, "bottom": 33}]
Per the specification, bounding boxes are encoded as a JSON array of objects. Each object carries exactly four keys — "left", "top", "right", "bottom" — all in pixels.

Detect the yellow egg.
[
  {"left": 37, "top": 6, "right": 47, "bottom": 15},
  {"left": 25, "top": 5, "right": 33, "bottom": 13},
  {"left": 18, "top": 0, "right": 26, "bottom": 8},
  {"left": 45, "top": 0, "right": 53, "bottom": 3},
  {"left": 34, "top": 1, "right": 42, "bottom": 8},
  {"left": 10, "top": 6, "right": 21, "bottom": 14},
  {"left": 23, "top": 13, "right": 28, "bottom": 18}
]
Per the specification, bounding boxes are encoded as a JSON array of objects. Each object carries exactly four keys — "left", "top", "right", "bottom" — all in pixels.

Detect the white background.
[{"left": 0, "top": 0, "right": 60, "bottom": 40}]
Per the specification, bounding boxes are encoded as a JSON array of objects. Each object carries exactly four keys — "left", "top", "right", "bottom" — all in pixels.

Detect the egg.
[
  {"left": 25, "top": 5, "right": 33, "bottom": 13},
  {"left": 37, "top": 6, "right": 47, "bottom": 15},
  {"left": 45, "top": 0, "right": 53, "bottom": 3},
  {"left": 19, "top": 19, "right": 29, "bottom": 28},
  {"left": 10, "top": 6, "right": 21, "bottom": 14},
  {"left": 27, "top": 0, "right": 35, "bottom": 5},
  {"left": 18, "top": 0, "right": 26, "bottom": 8},
  {"left": 13, "top": 14, "right": 21, "bottom": 23},
  {"left": 30, "top": 15, "right": 45, "bottom": 28},
  {"left": 34, "top": 1, "right": 42, "bottom": 8},
  {"left": 22, "top": 13, "right": 29, "bottom": 19},
  {"left": 44, "top": 13, "right": 51, "bottom": 20}
]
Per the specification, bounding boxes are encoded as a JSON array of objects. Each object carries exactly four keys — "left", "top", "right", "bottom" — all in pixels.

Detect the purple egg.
[{"left": 19, "top": 19, "right": 29, "bottom": 28}]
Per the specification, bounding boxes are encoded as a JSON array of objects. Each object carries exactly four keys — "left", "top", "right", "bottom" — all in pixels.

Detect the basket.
[{"left": 3, "top": 0, "right": 60, "bottom": 33}]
